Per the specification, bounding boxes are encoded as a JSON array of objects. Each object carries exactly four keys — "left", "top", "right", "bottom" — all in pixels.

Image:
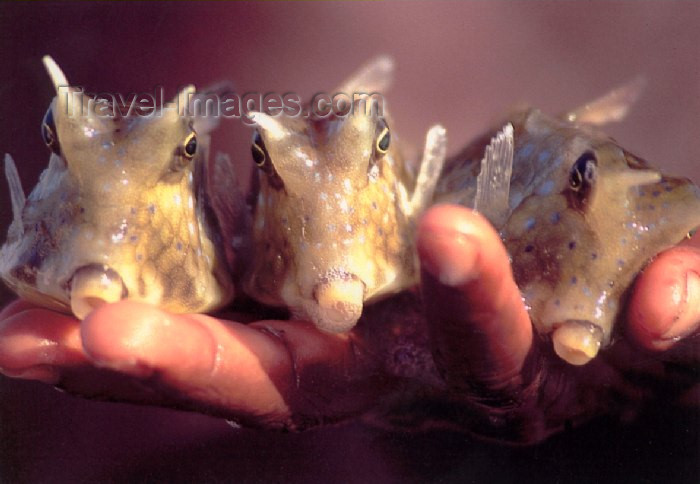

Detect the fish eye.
[
  {"left": 41, "top": 107, "right": 61, "bottom": 156},
  {"left": 570, "top": 151, "right": 597, "bottom": 191},
  {"left": 252, "top": 131, "right": 267, "bottom": 167},
  {"left": 376, "top": 120, "right": 390, "bottom": 154},
  {"left": 251, "top": 131, "right": 283, "bottom": 189},
  {"left": 183, "top": 132, "right": 197, "bottom": 158}
]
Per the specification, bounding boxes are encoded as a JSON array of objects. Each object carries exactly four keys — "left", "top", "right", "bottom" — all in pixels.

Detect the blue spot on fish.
[
  {"left": 550, "top": 212, "right": 561, "bottom": 224},
  {"left": 537, "top": 180, "right": 555, "bottom": 195},
  {"left": 571, "top": 276, "right": 578, "bottom": 285},
  {"left": 583, "top": 286, "right": 592, "bottom": 297},
  {"left": 520, "top": 143, "right": 535, "bottom": 158},
  {"left": 525, "top": 217, "right": 536, "bottom": 230},
  {"left": 537, "top": 150, "right": 550, "bottom": 163}
]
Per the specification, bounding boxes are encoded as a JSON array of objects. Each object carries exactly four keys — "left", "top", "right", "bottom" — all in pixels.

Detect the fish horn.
[
  {"left": 614, "top": 168, "right": 662, "bottom": 188},
  {"left": 175, "top": 85, "right": 196, "bottom": 117},
  {"left": 42, "top": 56, "right": 69, "bottom": 93},
  {"left": 249, "top": 111, "right": 288, "bottom": 141},
  {"left": 44, "top": 55, "right": 85, "bottom": 120}
]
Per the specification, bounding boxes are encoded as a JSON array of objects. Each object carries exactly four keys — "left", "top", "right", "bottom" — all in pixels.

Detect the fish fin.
[
  {"left": 334, "top": 55, "right": 395, "bottom": 96},
  {"left": 409, "top": 124, "right": 447, "bottom": 216},
  {"left": 474, "top": 123, "right": 514, "bottom": 228},
  {"left": 564, "top": 77, "right": 646, "bottom": 125},
  {"left": 4, "top": 153, "right": 25, "bottom": 236}
]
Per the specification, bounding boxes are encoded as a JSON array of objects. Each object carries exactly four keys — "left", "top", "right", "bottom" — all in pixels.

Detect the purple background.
[{"left": 0, "top": 2, "right": 698, "bottom": 482}]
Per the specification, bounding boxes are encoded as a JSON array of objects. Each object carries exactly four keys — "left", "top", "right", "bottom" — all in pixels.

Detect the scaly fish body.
[
  {"left": 436, "top": 100, "right": 700, "bottom": 365},
  {"left": 0, "top": 57, "right": 236, "bottom": 319}
]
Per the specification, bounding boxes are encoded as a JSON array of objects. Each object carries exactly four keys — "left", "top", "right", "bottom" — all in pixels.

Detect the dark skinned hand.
[{"left": 0, "top": 205, "right": 697, "bottom": 443}]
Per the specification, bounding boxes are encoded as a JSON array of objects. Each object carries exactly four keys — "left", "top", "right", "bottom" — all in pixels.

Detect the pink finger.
[
  {"left": 0, "top": 299, "right": 42, "bottom": 320},
  {"left": 628, "top": 234, "right": 700, "bottom": 351},
  {"left": 80, "top": 301, "right": 372, "bottom": 428},
  {"left": 0, "top": 306, "right": 85, "bottom": 383},
  {"left": 417, "top": 205, "right": 533, "bottom": 397}
]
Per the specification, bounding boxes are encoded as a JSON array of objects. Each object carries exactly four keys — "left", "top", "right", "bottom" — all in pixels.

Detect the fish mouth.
[
  {"left": 551, "top": 320, "right": 604, "bottom": 366},
  {"left": 311, "top": 272, "right": 366, "bottom": 333},
  {"left": 69, "top": 264, "right": 127, "bottom": 320}
]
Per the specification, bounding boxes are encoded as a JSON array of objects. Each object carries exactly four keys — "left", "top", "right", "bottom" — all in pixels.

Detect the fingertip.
[
  {"left": 418, "top": 204, "right": 498, "bottom": 245},
  {"left": 417, "top": 204, "right": 507, "bottom": 287},
  {"left": 629, "top": 247, "right": 700, "bottom": 351},
  {"left": 80, "top": 301, "right": 217, "bottom": 378},
  {"left": 0, "top": 306, "right": 83, "bottom": 381}
]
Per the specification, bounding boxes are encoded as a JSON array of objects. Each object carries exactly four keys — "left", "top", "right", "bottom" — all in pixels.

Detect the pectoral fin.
[
  {"left": 408, "top": 124, "right": 447, "bottom": 217},
  {"left": 474, "top": 123, "right": 514, "bottom": 228},
  {"left": 4, "top": 154, "right": 25, "bottom": 237}
]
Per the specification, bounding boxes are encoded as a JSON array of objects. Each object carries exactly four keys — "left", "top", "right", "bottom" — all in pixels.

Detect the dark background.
[{"left": 0, "top": 2, "right": 698, "bottom": 482}]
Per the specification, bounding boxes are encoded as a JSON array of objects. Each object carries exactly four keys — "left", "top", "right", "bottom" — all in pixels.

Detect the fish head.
[
  {"left": 0, "top": 57, "right": 234, "bottom": 318},
  {"left": 503, "top": 110, "right": 700, "bottom": 364},
  {"left": 244, "top": 109, "right": 416, "bottom": 333}
]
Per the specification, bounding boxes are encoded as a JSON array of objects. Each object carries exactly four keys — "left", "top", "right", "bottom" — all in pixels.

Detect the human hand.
[
  {"left": 0, "top": 204, "right": 697, "bottom": 442},
  {"left": 416, "top": 204, "right": 700, "bottom": 442}
]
